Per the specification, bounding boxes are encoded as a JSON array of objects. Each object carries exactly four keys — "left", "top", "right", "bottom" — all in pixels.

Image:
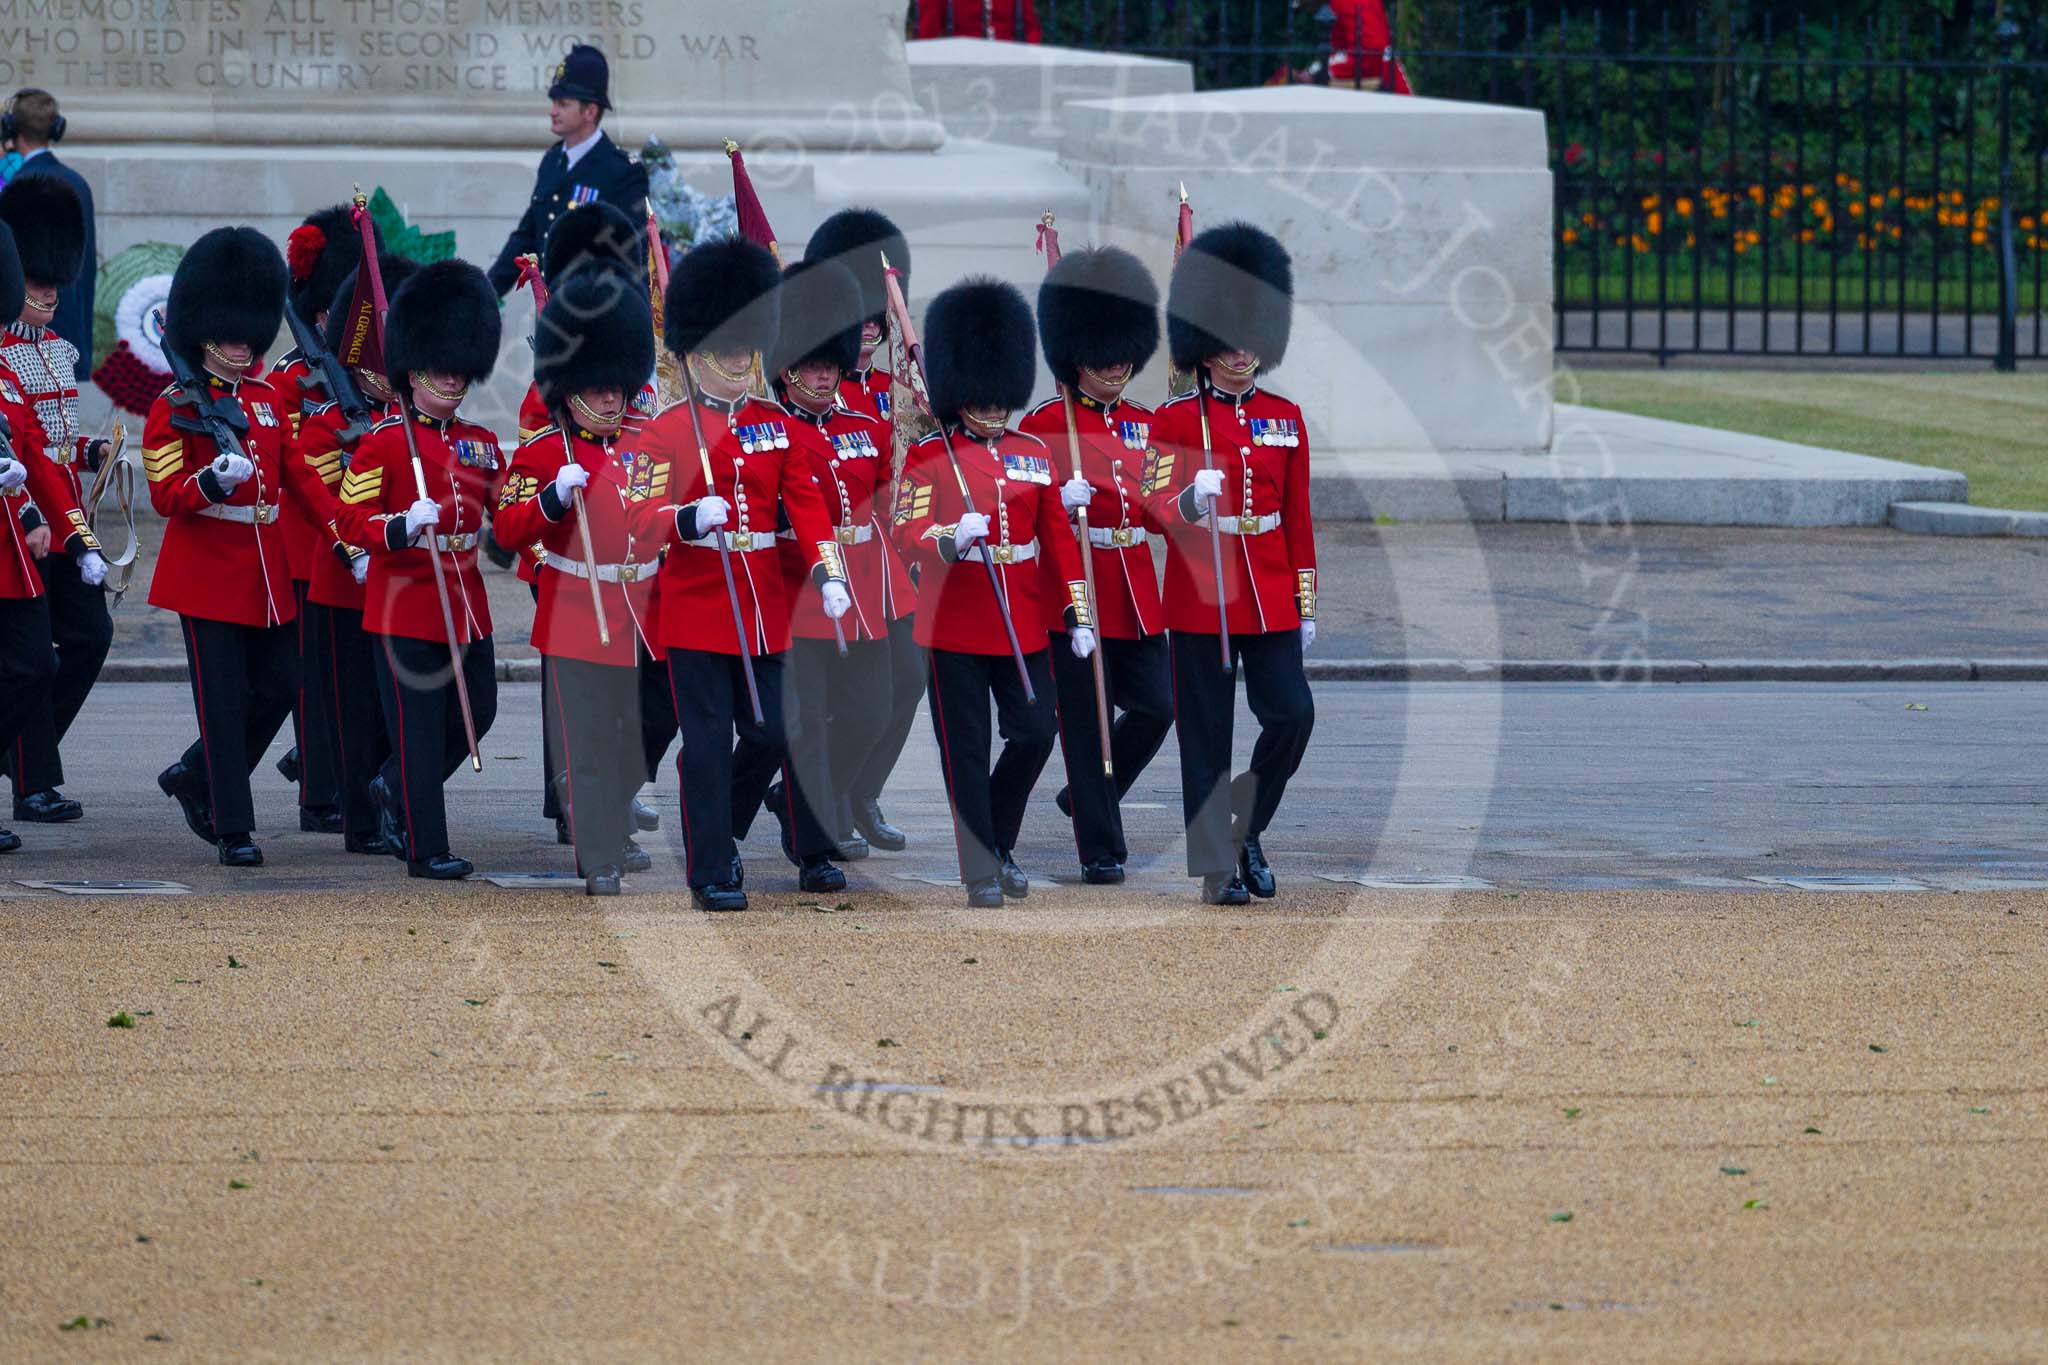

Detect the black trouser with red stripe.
[
  {"left": 926, "top": 646, "right": 1056, "bottom": 887},
  {"left": 848, "top": 613, "right": 923, "bottom": 816},
  {"left": 7, "top": 547, "right": 110, "bottom": 797},
  {"left": 303, "top": 601, "right": 388, "bottom": 838},
  {"left": 0, "top": 596, "right": 56, "bottom": 812},
  {"left": 667, "top": 647, "right": 787, "bottom": 889},
  {"left": 1169, "top": 628, "right": 1315, "bottom": 879},
  {"left": 1049, "top": 629, "right": 1175, "bottom": 867},
  {"left": 172, "top": 615, "right": 299, "bottom": 839},
  {"left": 291, "top": 578, "right": 341, "bottom": 813},
  {"left": 639, "top": 647, "right": 678, "bottom": 785},
  {"left": 372, "top": 632, "right": 498, "bottom": 860},
  {"left": 544, "top": 654, "right": 641, "bottom": 876}
]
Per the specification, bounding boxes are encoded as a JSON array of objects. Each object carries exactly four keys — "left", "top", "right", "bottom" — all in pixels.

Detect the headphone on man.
[{"left": 1, "top": 95, "right": 67, "bottom": 145}]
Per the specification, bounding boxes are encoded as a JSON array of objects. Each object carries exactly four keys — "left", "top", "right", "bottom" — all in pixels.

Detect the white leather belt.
[
  {"left": 778, "top": 523, "right": 875, "bottom": 546},
  {"left": 1205, "top": 511, "right": 1283, "bottom": 537},
  {"left": 685, "top": 530, "right": 778, "bottom": 553},
  {"left": 435, "top": 533, "right": 477, "bottom": 553},
  {"left": 1088, "top": 525, "right": 1148, "bottom": 549},
  {"left": 199, "top": 502, "right": 278, "bottom": 525},
  {"left": 963, "top": 537, "right": 1038, "bottom": 565},
  {"left": 548, "top": 557, "right": 661, "bottom": 584}
]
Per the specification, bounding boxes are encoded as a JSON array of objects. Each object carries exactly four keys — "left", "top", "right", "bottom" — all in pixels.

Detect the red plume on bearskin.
[{"left": 287, "top": 223, "right": 327, "bottom": 284}]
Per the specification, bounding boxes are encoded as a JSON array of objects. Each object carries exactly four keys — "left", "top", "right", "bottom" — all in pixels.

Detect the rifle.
[{"left": 282, "top": 299, "right": 374, "bottom": 445}]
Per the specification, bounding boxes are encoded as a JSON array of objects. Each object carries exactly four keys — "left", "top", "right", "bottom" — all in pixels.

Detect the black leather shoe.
[
  {"left": 13, "top": 789, "right": 82, "bottom": 823},
  {"left": 996, "top": 849, "right": 1029, "bottom": 900},
  {"left": 1080, "top": 857, "right": 1126, "bottom": 885},
  {"left": 1055, "top": 787, "right": 1073, "bottom": 818},
  {"left": 585, "top": 865, "right": 623, "bottom": 897},
  {"left": 408, "top": 853, "right": 474, "bottom": 881},
  {"left": 692, "top": 882, "right": 748, "bottom": 912},
  {"left": 833, "top": 832, "right": 871, "bottom": 862},
  {"left": 158, "top": 763, "right": 215, "bottom": 847},
  {"left": 369, "top": 776, "right": 406, "bottom": 861},
  {"left": 798, "top": 855, "right": 847, "bottom": 893},
  {"left": 554, "top": 816, "right": 573, "bottom": 847},
  {"left": 299, "top": 805, "right": 344, "bottom": 834},
  {"left": 1239, "top": 836, "right": 1277, "bottom": 899},
  {"left": 852, "top": 797, "right": 907, "bottom": 852},
  {"left": 1202, "top": 873, "right": 1252, "bottom": 906},
  {"left": 0, "top": 826, "right": 20, "bottom": 854},
  {"left": 216, "top": 833, "right": 263, "bottom": 867},
  {"left": 965, "top": 878, "right": 1004, "bottom": 908},
  {"left": 619, "top": 840, "right": 653, "bottom": 874},
  {"left": 632, "top": 798, "right": 660, "bottom": 832},
  {"left": 275, "top": 747, "right": 300, "bottom": 785},
  {"left": 344, "top": 829, "right": 399, "bottom": 856}
]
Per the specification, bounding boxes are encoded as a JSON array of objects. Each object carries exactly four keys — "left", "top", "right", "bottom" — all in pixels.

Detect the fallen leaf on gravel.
[
  {"left": 1548, "top": 1211, "right": 1573, "bottom": 1223},
  {"left": 1286, "top": 1219, "right": 1310, "bottom": 1228},
  {"left": 57, "top": 1316, "right": 110, "bottom": 1332},
  {"left": 1720, "top": 1166, "right": 1747, "bottom": 1176},
  {"left": 1562, "top": 1108, "right": 1582, "bottom": 1120},
  {"left": 1737, "top": 1019, "right": 1759, "bottom": 1028},
  {"left": 227, "top": 956, "right": 244, "bottom": 969},
  {"left": 1742, "top": 1199, "right": 1768, "bottom": 1210},
  {"left": 228, "top": 1180, "right": 250, "bottom": 1190},
  {"left": 1762, "top": 1076, "right": 1779, "bottom": 1086},
  {"left": 463, "top": 999, "right": 486, "bottom": 1007},
  {"left": 1868, "top": 1044, "right": 1887, "bottom": 1053},
  {"left": 1970, "top": 1106, "right": 1991, "bottom": 1115},
  {"left": 962, "top": 958, "right": 978, "bottom": 965},
  {"left": 106, "top": 1012, "right": 135, "bottom": 1029},
  {"left": 1803, "top": 1126, "right": 1822, "bottom": 1134},
  {"left": 877, "top": 1038, "right": 899, "bottom": 1048}
]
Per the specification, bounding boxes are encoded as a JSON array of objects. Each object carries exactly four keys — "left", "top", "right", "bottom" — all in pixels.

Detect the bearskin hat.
[
  {"left": 0, "top": 222, "right": 25, "bottom": 326},
  {"left": 1167, "top": 222, "right": 1294, "bottom": 373},
  {"left": 924, "top": 277, "right": 1036, "bottom": 423},
  {"left": 1037, "top": 246, "right": 1160, "bottom": 389},
  {"left": 164, "top": 226, "right": 287, "bottom": 371},
  {"left": 0, "top": 175, "right": 83, "bottom": 289},
  {"left": 286, "top": 204, "right": 376, "bottom": 322},
  {"left": 383, "top": 259, "right": 500, "bottom": 391},
  {"left": 320, "top": 254, "right": 420, "bottom": 359},
  {"left": 664, "top": 235, "right": 779, "bottom": 359},
  {"left": 542, "top": 200, "right": 645, "bottom": 290},
  {"left": 534, "top": 264, "right": 655, "bottom": 412},
  {"left": 768, "top": 259, "right": 864, "bottom": 380},
  {"left": 803, "top": 207, "right": 909, "bottom": 328}
]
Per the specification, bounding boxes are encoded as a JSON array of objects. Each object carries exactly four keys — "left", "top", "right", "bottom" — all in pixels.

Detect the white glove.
[
  {"left": 404, "top": 498, "right": 441, "bottom": 538},
  {"left": 1070, "top": 626, "right": 1097, "bottom": 659},
  {"left": 0, "top": 456, "right": 24, "bottom": 492},
  {"left": 1190, "top": 468, "right": 1225, "bottom": 511},
  {"left": 953, "top": 511, "right": 990, "bottom": 552},
  {"left": 820, "top": 581, "right": 852, "bottom": 620},
  {"left": 350, "top": 553, "right": 370, "bottom": 585},
  {"left": 1060, "top": 476, "right": 1093, "bottom": 512},
  {"left": 77, "top": 550, "right": 108, "bottom": 587},
  {"left": 211, "top": 452, "right": 254, "bottom": 493},
  {"left": 1300, "top": 620, "right": 1317, "bottom": 651},
  {"left": 553, "top": 462, "right": 589, "bottom": 502},
  {"left": 692, "top": 495, "right": 730, "bottom": 534}
]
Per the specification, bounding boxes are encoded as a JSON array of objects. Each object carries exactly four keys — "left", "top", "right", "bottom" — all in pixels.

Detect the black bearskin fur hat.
[
  {"left": 286, "top": 204, "right": 375, "bottom": 322},
  {"left": 165, "top": 226, "right": 287, "bottom": 370},
  {"left": 769, "top": 259, "right": 864, "bottom": 380},
  {"left": 0, "top": 175, "right": 83, "bottom": 289},
  {"left": 1167, "top": 221, "right": 1294, "bottom": 373},
  {"left": 535, "top": 264, "right": 655, "bottom": 412},
  {"left": 663, "top": 235, "right": 780, "bottom": 359},
  {"left": 383, "top": 258, "right": 501, "bottom": 391},
  {"left": 542, "top": 201, "right": 646, "bottom": 290},
  {"left": 924, "top": 277, "right": 1036, "bottom": 423},
  {"left": 1037, "top": 246, "right": 1160, "bottom": 389},
  {"left": 803, "top": 207, "right": 909, "bottom": 329}
]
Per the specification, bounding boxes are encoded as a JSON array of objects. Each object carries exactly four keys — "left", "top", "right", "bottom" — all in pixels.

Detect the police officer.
[
  {"left": 487, "top": 45, "right": 649, "bottom": 298},
  {"left": 147, "top": 227, "right": 344, "bottom": 868},
  {"left": 802, "top": 207, "right": 921, "bottom": 854},
  {"left": 493, "top": 266, "right": 660, "bottom": 897},
  {"left": 1019, "top": 246, "right": 1174, "bottom": 886},
  {"left": 0, "top": 174, "right": 110, "bottom": 826},
  {"left": 892, "top": 278, "right": 1093, "bottom": 908},
  {"left": 628, "top": 236, "right": 852, "bottom": 912},
  {"left": 335, "top": 260, "right": 504, "bottom": 881},
  {"left": 1148, "top": 224, "right": 1317, "bottom": 906}
]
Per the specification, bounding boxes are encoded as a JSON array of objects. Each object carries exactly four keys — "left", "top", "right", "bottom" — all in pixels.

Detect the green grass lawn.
[{"left": 1568, "top": 369, "right": 2048, "bottom": 511}]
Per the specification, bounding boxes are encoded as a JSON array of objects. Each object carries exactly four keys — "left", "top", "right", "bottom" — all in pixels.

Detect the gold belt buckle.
[
  {"left": 991, "top": 544, "right": 1016, "bottom": 564},
  {"left": 836, "top": 525, "right": 860, "bottom": 546},
  {"left": 446, "top": 533, "right": 474, "bottom": 552},
  {"left": 1235, "top": 514, "right": 1261, "bottom": 535},
  {"left": 618, "top": 564, "right": 643, "bottom": 584},
  {"left": 1110, "top": 527, "right": 1135, "bottom": 548},
  {"left": 255, "top": 502, "right": 278, "bottom": 525},
  {"left": 728, "top": 531, "right": 753, "bottom": 551},
  {"left": 51, "top": 450, "right": 75, "bottom": 466}
]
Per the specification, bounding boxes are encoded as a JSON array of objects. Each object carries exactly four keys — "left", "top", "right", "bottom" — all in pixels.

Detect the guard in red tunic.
[
  {"left": 892, "top": 279, "right": 1094, "bottom": 908},
  {"left": 1019, "top": 246, "right": 1173, "bottom": 886},
  {"left": 294, "top": 254, "right": 418, "bottom": 858},
  {"left": 752, "top": 259, "right": 899, "bottom": 877},
  {"left": 627, "top": 237, "right": 851, "bottom": 912},
  {"left": 915, "top": 0, "right": 1042, "bottom": 41},
  {"left": 0, "top": 176, "right": 111, "bottom": 827},
  {"left": 803, "top": 207, "right": 921, "bottom": 854},
  {"left": 0, "top": 221, "right": 104, "bottom": 855},
  {"left": 1148, "top": 224, "right": 1317, "bottom": 905},
  {"left": 500, "top": 201, "right": 671, "bottom": 846},
  {"left": 334, "top": 260, "right": 503, "bottom": 881},
  {"left": 269, "top": 204, "right": 374, "bottom": 834},
  {"left": 492, "top": 266, "right": 661, "bottom": 896},
  {"left": 147, "top": 227, "right": 343, "bottom": 868}
]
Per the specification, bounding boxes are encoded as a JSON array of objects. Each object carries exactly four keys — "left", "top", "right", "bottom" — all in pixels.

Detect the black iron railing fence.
[{"left": 907, "top": 3, "right": 2048, "bottom": 367}]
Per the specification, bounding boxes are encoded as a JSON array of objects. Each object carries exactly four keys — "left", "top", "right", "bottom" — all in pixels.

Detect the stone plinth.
[
  {"left": 1061, "top": 86, "right": 1554, "bottom": 463},
  {"left": 907, "top": 37, "right": 1191, "bottom": 149}
]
